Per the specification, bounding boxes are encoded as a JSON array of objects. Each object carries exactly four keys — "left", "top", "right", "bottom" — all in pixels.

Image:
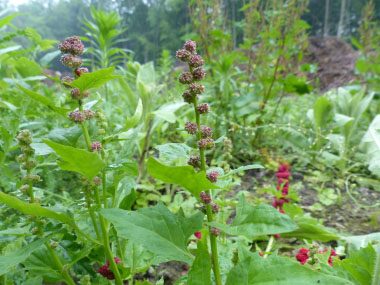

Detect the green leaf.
[
  {"left": 313, "top": 96, "right": 334, "bottom": 131},
  {"left": 46, "top": 126, "right": 83, "bottom": 146},
  {"left": 0, "top": 237, "right": 47, "bottom": 275},
  {"left": 226, "top": 248, "right": 352, "bottom": 285},
  {"left": 209, "top": 196, "right": 297, "bottom": 239},
  {"left": 221, "top": 164, "right": 263, "bottom": 178},
  {"left": 187, "top": 238, "right": 212, "bottom": 285},
  {"left": 100, "top": 203, "right": 204, "bottom": 264},
  {"left": 328, "top": 244, "right": 377, "bottom": 285},
  {"left": 147, "top": 157, "right": 219, "bottom": 198},
  {"left": 360, "top": 115, "right": 380, "bottom": 177},
  {"left": 342, "top": 232, "right": 380, "bottom": 251},
  {"left": 152, "top": 102, "right": 186, "bottom": 123},
  {"left": 0, "top": 192, "right": 74, "bottom": 226},
  {"left": 43, "top": 139, "right": 105, "bottom": 180},
  {"left": 17, "top": 84, "right": 70, "bottom": 117},
  {"left": 125, "top": 99, "right": 143, "bottom": 131},
  {"left": 67, "top": 67, "right": 120, "bottom": 92},
  {"left": 156, "top": 143, "right": 191, "bottom": 165},
  {"left": 15, "top": 57, "right": 41, "bottom": 78}
]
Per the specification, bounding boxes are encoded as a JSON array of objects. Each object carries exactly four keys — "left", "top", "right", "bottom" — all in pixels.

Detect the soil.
[
  {"left": 241, "top": 169, "right": 380, "bottom": 236},
  {"left": 304, "top": 36, "right": 360, "bottom": 92}
]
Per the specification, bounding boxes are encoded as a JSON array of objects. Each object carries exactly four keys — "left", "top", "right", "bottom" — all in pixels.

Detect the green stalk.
[
  {"left": 79, "top": 108, "right": 123, "bottom": 285},
  {"left": 26, "top": 168, "right": 34, "bottom": 203},
  {"left": 192, "top": 95, "right": 222, "bottom": 285},
  {"left": 84, "top": 190, "right": 102, "bottom": 241},
  {"left": 45, "top": 241, "right": 75, "bottom": 285},
  {"left": 263, "top": 235, "right": 275, "bottom": 258}
]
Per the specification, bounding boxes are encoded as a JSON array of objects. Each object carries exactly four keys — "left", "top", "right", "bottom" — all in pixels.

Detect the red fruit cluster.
[
  {"left": 296, "top": 248, "right": 339, "bottom": 266},
  {"left": 296, "top": 248, "right": 310, "bottom": 265},
  {"left": 98, "top": 257, "right": 122, "bottom": 280},
  {"left": 272, "top": 164, "right": 291, "bottom": 214}
]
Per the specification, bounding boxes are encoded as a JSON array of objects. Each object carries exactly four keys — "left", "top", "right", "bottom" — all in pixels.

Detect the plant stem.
[
  {"left": 45, "top": 241, "right": 75, "bottom": 285},
  {"left": 192, "top": 96, "right": 222, "bottom": 285},
  {"left": 84, "top": 190, "right": 102, "bottom": 240},
  {"left": 26, "top": 168, "right": 34, "bottom": 203},
  {"left": 263, "top": 235, "right": 275, "bottom": 258},
  {"left": 79, "top": 103, "right": 123, "bottom": 284},
  {"left": 79, "top": 102, "right": 92, "bottom": 151}
]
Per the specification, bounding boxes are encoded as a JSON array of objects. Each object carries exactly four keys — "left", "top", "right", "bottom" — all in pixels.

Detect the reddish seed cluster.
[
  {"left": 98, "top": 257, "right": 122, "bottom": 280},
  {"left": 272, "top": 164, "right": 291, "bottom": 214},
  {"left": 197, "top": 103, "right": 210, "bottom": 114},
  {"left": 185, "top": 121, "right": 198, "bottom": 134},
  {"left": 58, "top": 36, "right": 84, "bottom": 55},
  {"left": 206, "top": 171, "right": 219, "bottom": 183},
  {"left": 197, "top": 138, "right": 215, "bottom": 150},
  {"left": 84, "top": 109, "right": 95, "bottom": 120},
  {"left": 200, "top": 191, "right": 211, "bottom": 204},
  {"left": 200, "top": 125, "right": 213, "bottom": 138},
  {"left": 194, "top": 232, "right": 202, "bottom": 239},
  {"left": 58, "top": 36, "right": 90, "bottom": 99},
  {"left": 91, "top": 141, "right": 102, "bottom": 152},
  {"left": 188, "top": 155, "right": 200, "bottom": 168},
  {"left": 296, "top": 248, "right": 339, "bottom": 266},
  {"left": 68, "top": 110, "right": 85, "bottom": 124}
]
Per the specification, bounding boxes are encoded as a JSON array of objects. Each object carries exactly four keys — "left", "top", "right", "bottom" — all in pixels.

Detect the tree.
[
  {"left": 337, "top": 0, "right": 346, "bottom": 37},
  {"left": 324, "top": 0, "right": 330, "bottom": 36}
]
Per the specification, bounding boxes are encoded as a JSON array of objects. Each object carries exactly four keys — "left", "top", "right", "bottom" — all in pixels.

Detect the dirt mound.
[{"left": 305, "top": 36, "right": 359, "bottom": 91}]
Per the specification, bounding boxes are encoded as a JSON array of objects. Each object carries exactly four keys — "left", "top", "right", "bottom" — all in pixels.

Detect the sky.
[{"left": 7, "top": 0, "right": 30, "bottom": 6}]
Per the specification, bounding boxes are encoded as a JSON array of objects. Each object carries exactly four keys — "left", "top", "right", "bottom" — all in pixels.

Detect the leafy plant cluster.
[{"left": 1, "top": 2, "right": 380, "bottom": 284}]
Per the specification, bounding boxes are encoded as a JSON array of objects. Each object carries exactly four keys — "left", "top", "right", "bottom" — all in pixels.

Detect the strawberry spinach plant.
[{"left": 0, "top": 34, "right": 380, "bottom": 285}]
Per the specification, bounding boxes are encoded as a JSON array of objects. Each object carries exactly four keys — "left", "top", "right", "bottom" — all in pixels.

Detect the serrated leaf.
[
  {"left": 226, "top": 248, "right": 352, "bottom": 285},
  {"left": 100, "top": 203, "right": 204, "bottom": 264},
  {"left": 147, "top": 156, "right": 219, "bottom": 198},
  {"left": 17, "top": 84, "right": 70, "bottom": 117},
  {"left": 187, "top": 238, "right": 211, "bottom": 285},
  {"left": 209, "top": 196, "right": 297, "bottom": 239},
  {"left": 43, "top": 139, "right": 105, "bottom": 180},
  {"left": 67, "top": 67, "right": 120, "bottom": 92},
  {"left": 0, "top": 237, "right": 47, "bottom": 275}
]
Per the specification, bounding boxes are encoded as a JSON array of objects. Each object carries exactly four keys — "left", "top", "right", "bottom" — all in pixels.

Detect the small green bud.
[
  {"left": 21, "top": 145, "right": 35, "bottom": 156},
  {"left": 17, "top": 154, "right": 27, "bottom": 163},
  {"left": 98, "top": 128, "right": 106, "bottom": 135},
  {"left": 50, "top": 242, "right": 59, "bottom": 249},
  {"left": 21, "top": 160, "right": 37, "bottom": 170},
  {"left": 20, "top": 184, "right": 30, "bottom": 194}
]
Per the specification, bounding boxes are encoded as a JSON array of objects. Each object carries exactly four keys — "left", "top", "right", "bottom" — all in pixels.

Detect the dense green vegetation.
[{"left": 1, "top": 0, "right": 380, "bottom": 284}]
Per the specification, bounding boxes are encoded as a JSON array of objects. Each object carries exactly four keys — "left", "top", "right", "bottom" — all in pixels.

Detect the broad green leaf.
[
  {"left": 46, "top": 126, "right": 82, "bottom": 146},
  {"left": 24, "top": 246, "right": 64, "bottom": 282},
  {"left": 313, "top": 96, "right": 333, "bottom": 131},
  {"left": 280, "top": 221, "right": 339, "bottom": 242},
  {"left": 226, "top": 249, "right": 352, "bottom": 285},
  {"left": 0, "top": 13, "right": 19, "bottom": 28},
  {"left": 324, "top": 244, "right": 377, "bottom": 285},
  {"left": 147, "top": 156, "right": 219, "bottom": 198},
  {"left": 100, "top": 203, "right": 204, "bottom": 264},
  {"left": 187, "top": 238, "right": 212, "bottom": 285},
  {"left": 221, "top": 164, "right": 263, "bottom": 178},
  {"left": 0, "top": 45, "right": 22, "bottom": 56},
  {"left": 0, "top": 192, "right": 74, "bottom": 226},
  {"left": 16, "top": 84, "right": 70, "bottom": 117},
  {"left": 43, "top": 139, "right": 105, "bottom": 180},
  {"left": 0, "top": 237, "right": 47, "bottom": 275},
  {"left": 152, "top": 102, "right": 186, "bottom": 123},
  {"left": 67, "top": 67, "right": 120, "bottom": 92},
  {"left": 30, "top": 143, "right": 54, "bottom": 156},
  {"left": 209, "top": 196, "right": 297, "bottom": 239},
  {"left": 156, "top": 143, "right": 191, "bottom": 165},
  {"left": 360, "top": 115, "right": 380, "bottom": 177},
  {"left": 15, "top": 57, "right": 41, "bottom": 78},
  {"left": 125, "top": 99, "right": 143, "bottom": 130},
  {"left": 342, "top": 232, "right": 380, "bottom": 251}
]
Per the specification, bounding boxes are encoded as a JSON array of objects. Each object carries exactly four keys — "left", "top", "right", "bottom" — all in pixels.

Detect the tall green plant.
[{"left": 82, "top": 7, "right": 129, "bottom": 69}]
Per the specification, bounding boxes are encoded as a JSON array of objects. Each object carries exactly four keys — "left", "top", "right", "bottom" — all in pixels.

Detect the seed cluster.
[{"left": 17, "top": 130, "right": 39, "bottom": 200}]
